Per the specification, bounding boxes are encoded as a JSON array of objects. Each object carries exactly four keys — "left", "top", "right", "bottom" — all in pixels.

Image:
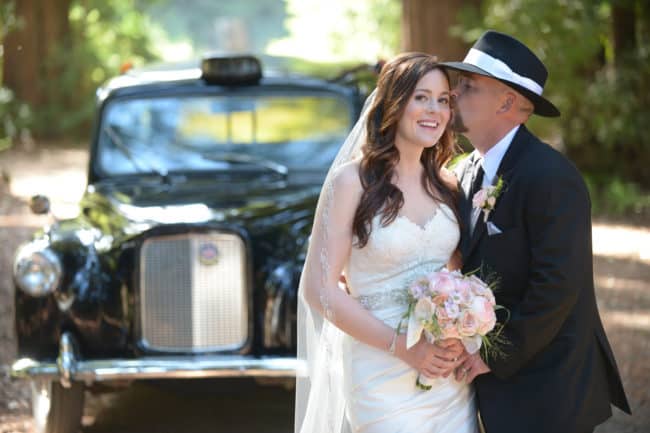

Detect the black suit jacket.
[{"left": 455, "top": 126, "right": 630, "bottom": 433}]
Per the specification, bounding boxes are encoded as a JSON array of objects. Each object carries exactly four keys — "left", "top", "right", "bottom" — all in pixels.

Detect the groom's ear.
[{"left": 497, "top": 92, "right": 516, "bottom": 114}]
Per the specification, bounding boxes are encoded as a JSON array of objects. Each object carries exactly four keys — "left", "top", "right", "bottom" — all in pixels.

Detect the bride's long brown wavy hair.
[{"left": 353, "top": 52, "right": 461, "bottom": 248}]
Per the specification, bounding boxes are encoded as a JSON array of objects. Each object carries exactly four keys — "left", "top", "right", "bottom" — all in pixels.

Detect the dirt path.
[{"left": 1, "top": 146, "right": 648, "bottom": 432}]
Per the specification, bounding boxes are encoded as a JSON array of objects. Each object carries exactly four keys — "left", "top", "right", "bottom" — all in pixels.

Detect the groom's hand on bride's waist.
[{"left": 395, "top": 335, "right": 467, "bottom": 379}]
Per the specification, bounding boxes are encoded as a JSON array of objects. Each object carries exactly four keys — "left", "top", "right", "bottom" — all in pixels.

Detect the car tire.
[{"left": 31, "top": 379, "right": 85, "bottom": 433}]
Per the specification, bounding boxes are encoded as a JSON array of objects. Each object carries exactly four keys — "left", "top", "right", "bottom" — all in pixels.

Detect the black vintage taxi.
[{"left": 10, "top": 54, "right": 373, "bottom": 433}]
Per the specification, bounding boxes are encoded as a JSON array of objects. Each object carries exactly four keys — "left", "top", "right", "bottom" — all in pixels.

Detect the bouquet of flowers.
[{"left": 403, "top": 268, "right": 507, "bottom": 390}]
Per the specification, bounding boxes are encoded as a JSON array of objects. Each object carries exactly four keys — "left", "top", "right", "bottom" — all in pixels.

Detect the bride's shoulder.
[
  {"left": 331, "top": 159, "right": 363, "bottom": 194},
  {"left": 325, "top": 160, "right": 363, "bottom": 220}
]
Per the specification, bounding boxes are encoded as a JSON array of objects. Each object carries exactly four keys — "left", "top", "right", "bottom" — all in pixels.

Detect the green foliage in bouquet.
[{"left": 464, "top": 265, "right": 510, "bottom": 363}]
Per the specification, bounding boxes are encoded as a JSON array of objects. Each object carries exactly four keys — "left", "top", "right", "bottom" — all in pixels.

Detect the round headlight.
[{"left": 13, "top": 240, "right": 62, "bottom": 297}]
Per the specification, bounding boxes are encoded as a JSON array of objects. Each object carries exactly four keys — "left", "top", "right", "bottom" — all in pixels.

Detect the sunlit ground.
[{"left": 0, "top": 146, "right": 87, "bottom": 225}]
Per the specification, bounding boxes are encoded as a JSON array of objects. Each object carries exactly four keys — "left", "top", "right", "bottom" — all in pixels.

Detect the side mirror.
[{"left": 30, "top": 195, "right": 51, "bottom": 215}]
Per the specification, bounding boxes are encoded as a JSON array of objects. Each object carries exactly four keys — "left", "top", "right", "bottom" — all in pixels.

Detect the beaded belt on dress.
[{"left": 354, "top": 288, "right": 410, "bottom": 311}]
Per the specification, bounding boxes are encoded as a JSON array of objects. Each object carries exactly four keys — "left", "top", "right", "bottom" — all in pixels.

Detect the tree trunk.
[
  {"left": 3, "top": 0, "right": 42, "bottom": 107},
  {"left": 3, "top": 0, "right": 72, "bottom": 120},
  {"left": 401, "top": 0, "right": 481, "bottom": 62}
]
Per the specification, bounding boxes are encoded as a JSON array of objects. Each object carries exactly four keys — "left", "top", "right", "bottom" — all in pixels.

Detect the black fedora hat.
[{"left": 441, "top": 30, "right": 560, "bottom": 117}]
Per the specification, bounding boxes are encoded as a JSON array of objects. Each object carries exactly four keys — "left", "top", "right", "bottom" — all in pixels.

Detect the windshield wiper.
[
  {"left": 199, "top": 152, "right": 288, "bottom": 178},
  {"left": 102, "top": 125, "right": 182, "bottom": 186}
]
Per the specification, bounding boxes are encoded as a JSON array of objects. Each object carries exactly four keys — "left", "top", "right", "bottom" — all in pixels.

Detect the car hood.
[{"left": 79, "top": 175, "right": 323, "bottom": 241}]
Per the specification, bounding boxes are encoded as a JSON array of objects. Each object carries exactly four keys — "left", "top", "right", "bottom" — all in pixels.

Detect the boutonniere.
[{"left": 472, "top": 176, "right": 505, "bottom": 222}]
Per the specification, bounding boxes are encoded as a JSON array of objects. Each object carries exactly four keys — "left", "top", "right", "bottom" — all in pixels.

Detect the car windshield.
[{"left": 96, "top": 89, "right": 354, "bottom": 177}]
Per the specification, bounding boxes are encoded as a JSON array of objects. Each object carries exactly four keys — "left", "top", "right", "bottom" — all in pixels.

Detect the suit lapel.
[
  {"left": 461, "top": 152, "right": 480, "bottom": 215},
  {"left": 458, "top": 152, "right": 480, "bottom": 257},
  {"left": 464, "top": 126, "right": 532, "bottom": 259},
  {"left": 467, "top": 204, "right": 487, "bottom": 257},
  {"left": 495, "top": 125, "right": 531, "bottom": 181}
]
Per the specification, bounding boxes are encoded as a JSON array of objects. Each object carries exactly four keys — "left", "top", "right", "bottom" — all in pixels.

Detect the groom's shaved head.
[{"left": 450, "top": 72, "right": 533, "bottom": 152}]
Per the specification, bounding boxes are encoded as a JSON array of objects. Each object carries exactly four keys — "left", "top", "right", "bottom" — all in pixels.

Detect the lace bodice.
[{"left": 345, "top": 204, "right": 460, "bottom": 325}]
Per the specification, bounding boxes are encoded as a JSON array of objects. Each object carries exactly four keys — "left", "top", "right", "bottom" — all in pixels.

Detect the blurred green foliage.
[
  {"left": 0, "top": 1, "right": 30, "bottom": 151},
  {"left": 367, "top": 0, "right": 402, "bottom": 57},
  {"left": 455, "top": 0, "right": 649, "bottom": 219},
  {"left": 33, "top": 0, "right": 161, "bottom": 138},
  {"left": 2, "top": 0, "right": 648, "bottom": 222},
  {"left": 265, "top": 0, "right": 400, "bottom": 63},
  {"left": 331, "top": 0, "right": 402, "bottom": 59},
  {"left": 585, "top": 173, "right": 650, "bottom": 221},
  {"left": 144, "top": 0, "right": 289, "bottom": 54}
]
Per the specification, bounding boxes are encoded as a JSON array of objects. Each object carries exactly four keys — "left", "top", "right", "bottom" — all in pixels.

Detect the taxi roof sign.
[{"left": 201, "top": 55, "right": 262, "bottom": 85}]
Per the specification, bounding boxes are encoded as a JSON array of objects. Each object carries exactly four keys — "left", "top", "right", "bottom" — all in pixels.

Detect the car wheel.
[{"left": 31, "top": 379, "right": 85, "bottom": 433}]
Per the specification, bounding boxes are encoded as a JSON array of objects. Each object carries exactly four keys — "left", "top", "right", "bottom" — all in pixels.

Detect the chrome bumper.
[{"left": 10, "top": 333, "right": 300, "bottom": 385}]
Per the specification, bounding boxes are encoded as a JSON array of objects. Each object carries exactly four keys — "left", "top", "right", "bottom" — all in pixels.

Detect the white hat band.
[{"left": 464, "top": 48, "right": 544, "bottom": 96}]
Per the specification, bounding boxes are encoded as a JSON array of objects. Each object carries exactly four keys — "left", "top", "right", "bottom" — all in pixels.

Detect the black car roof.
[{"left": 97, "top": 55, "right": 368, "bottom": 102}]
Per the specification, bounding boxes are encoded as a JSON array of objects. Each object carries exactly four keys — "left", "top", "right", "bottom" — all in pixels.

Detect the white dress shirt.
[
  {"left": 479, "top": 125, "right": 520, "bottom": 187},
  {"left": 470, "top": 125, "right": 520, "bottom": 233}
]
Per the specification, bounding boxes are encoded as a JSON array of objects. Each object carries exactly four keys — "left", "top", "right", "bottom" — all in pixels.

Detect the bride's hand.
[
  {"left": 395, "top": 335, "right": 465, "bottom": 378},
  {"left": 435, "top": 338, "right": 465, "bottom": 359},
  {"left": 435, "top": 339, "right": 467, "bottom": 377}
]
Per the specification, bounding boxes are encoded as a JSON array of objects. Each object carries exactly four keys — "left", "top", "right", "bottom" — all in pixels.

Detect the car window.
[{"left": 96, "top": 90, "right": 353, "bottom": 176}]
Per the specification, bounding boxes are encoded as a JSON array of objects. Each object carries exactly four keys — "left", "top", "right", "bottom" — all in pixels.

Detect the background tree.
[
  {"left": 2, "top": 0, "right": 72, "bottom": 112},
  {"left": 456, "top": 0, "right": 649, "bottom": 216},
  {"left": 1, "top": 0, "right": 646, "bottom": 218},
  {"left": 0, "top": 0, "right": 31, "bottom": 151},
  {"left": 401, "top": 0, "right": 481, "bottom": 61},
  {"left": 2, "top": 0, "right": 160, "bottom": 139}
]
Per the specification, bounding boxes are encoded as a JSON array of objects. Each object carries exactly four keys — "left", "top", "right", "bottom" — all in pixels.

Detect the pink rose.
[
  {"left": 435, "top": 304, "right": 454, "bottom": 329},
  {"left": 468, "top": 275, "right": 484, "bottom": 292},
  {"left": 478, "top": 318, "right": 496, "bottom": 335},
  {"left": 454, "top": 279, "right": 473, "bottom": 305},
  {"left": 440, "top": 322, "right": 461, "bottom": 339},
  {"left": 458, "top": 310, "right": 479, "bottom": 337},
  {"left": 443, "top": 299, "right": 461, "bottom": 319},
  {"left": 430, "top": 271, "right": 456, "bottom": 296},
  {"left": 471, "top": 297, "right": 497, "bottom": 335},
  {"left": 432, "top": 294, "right": 448, "bottom": 306},
  {"left": 472, "top": 188, "right": 488, "bottom": 208},
  {"left": 449, "top": 269, "right": 464, "bottom": 278},
  {"left": 468, "top": 276, "right": 496, "bottom": 306},
  {"left": 487, "top": 196, "right": 496, "bottom": 208},
  {"left": 468, "top": 281, "right": 483, "bottom": 297}
]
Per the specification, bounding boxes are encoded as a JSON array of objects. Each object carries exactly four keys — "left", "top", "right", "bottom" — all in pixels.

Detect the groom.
[{"left": 442, "top": 31, "right": 630, "bottom": 433}]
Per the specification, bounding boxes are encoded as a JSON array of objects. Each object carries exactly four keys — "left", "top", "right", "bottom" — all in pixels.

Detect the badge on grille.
[{"left": 198, "top": 242, "right": 220, "bottom": 265}]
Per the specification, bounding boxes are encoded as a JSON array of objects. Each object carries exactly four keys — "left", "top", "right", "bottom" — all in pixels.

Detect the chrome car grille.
[{"left": 139, "top": 232, "right": 248, "bottom": 353}]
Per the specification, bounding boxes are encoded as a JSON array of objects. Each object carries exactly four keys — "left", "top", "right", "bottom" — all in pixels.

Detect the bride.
[{"left": 295, "top": 53, "right": 478, "bottom": 433}]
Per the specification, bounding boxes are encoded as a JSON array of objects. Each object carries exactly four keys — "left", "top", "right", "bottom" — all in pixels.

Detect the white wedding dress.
[{"left": 341, "top": 204, "right": 478, "bottom": 433}]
